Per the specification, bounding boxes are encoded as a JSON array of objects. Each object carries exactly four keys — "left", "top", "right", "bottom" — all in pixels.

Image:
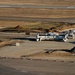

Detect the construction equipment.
[
  {"left": 36, "top": 32, "right": 68, "bottom": 42},
  {"left": 36, "top": 29, "right": 75, "bottom": 42}
]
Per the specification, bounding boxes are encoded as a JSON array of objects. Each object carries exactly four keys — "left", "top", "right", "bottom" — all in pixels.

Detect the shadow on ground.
[
  {"left": 13, "top": 37, "right": 36, "bottom": 41},
  {"left": 69, "top": 42, "right": 75, "bottom": 44},
  {"left": 45, "top": 46, "right": 75, "bottom": 53}
]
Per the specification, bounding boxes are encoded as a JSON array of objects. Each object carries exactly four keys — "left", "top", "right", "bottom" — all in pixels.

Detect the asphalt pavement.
[
  {"left": 0, "top": 4, "right": 75, "bottom": 23},
  {"left": 0, "top": 65, "right": 28, "bottom": 75},
  {"left": 0, "top": 59, "right": 75, "bottom": 75},
  {"left": 0, "top": 4, "right": 75, "bottom": 9},
  {"left": 0, "top": 16, "right": 75, "bottom": 23}
]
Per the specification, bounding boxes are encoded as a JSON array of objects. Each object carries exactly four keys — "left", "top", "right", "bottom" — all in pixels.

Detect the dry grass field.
[
  {"left": 0, "top": 8, "right": 75, "bottom": 29},
  {"left": 0, "top": 0, "right": 75, "bottom": 30},
  {"left": 0, "top": 0, "right": 75, "bottom": 6},
  {"left": 0, "top": 8, "right": 75, "bottom": 18},
  {"left": 0, "top": 20, "right": 75, "bottom": 31}
]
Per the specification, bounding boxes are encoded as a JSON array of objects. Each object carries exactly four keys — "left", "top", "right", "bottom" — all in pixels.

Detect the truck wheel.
[{"left": 63, "top": 38, "right": 68, "bottom": 42}]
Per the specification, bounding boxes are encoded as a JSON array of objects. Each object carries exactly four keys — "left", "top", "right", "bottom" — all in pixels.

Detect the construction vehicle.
[{"left": 36, "top": 30, "right": 75, "bottom": 42}]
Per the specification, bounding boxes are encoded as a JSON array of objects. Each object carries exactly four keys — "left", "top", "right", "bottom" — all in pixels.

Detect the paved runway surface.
[
  {"left": 0, "top": 16, "right": 75, "bottom": 23},
  {"left": 0, "top": 4, "right": 75, "bottom": 9},
  {"left": 0, "top": 4, "right": 75, "bottom": 23},
  {"left": 0, "top": 59, "right": 75, "bottom": 75},
  {"left": 0, "top": 65, "right": 29, "bottom": 75}
]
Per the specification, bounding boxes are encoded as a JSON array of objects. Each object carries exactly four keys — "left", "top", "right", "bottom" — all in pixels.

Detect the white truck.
[{"left": 36, "top": 32, "right": 68, "bottom": 42}]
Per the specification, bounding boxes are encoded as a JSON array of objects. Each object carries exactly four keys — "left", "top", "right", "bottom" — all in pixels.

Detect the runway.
[
  {"left": 0, "top": 16, "right": 75, "bottom": 23},
  {"left": 0, "top": 4, "right": 75, "bottom": 9},
  {"left": 0, "top": 59, "right": 75, "bottom": 75},
  {"left": 0, "top": 4, "right": 75, "bottom": 23}
]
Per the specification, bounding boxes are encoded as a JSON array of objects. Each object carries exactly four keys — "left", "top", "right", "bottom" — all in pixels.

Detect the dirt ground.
[
  {"left": 0, "top": 0, "right": 75, "bottom": 61},
  {"left": 0, "top": 38, "right": 74, "bottom": 58},
  {"left": 0, "top": 0, "right": 75, "bottom": 6},
  {"left": 0, "top": 21, "right": 75, "bottom": 32},
  {"left": 0, "top": 8, "right": 75, "bottom": 18},
  {"left": 25, "top": 50, "right": 75, "bottom": 61},
  {"left": 0, "top": 1, "right": 74, "bottom": 29}
]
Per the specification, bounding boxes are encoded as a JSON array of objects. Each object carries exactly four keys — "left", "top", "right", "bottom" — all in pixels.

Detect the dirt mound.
[
  {"left": 50, "top": 23, "right": 75, "bottom": 31},
  {"left": 22, "top": 50, "right": 72, "bottom": 58},
  {"left": 0, "top": 25, "right": 26, "bottom": 32},
  {"left": 48, "top": 51, "right": 71, "bottom": 57}
]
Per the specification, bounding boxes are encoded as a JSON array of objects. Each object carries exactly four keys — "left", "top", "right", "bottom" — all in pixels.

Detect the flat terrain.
[
  {"left": 0, "top": 1, "right": 75, "bottom": 75},
  {"left": 0, "top": 64, "right": 26, "bottom": 75},
  {"left": 0, "top": 59, "right": 75, "bottom": 75},
  {"left": 0, "top": 0, "right": 75, "bottom": 6},
  {"left": 0, "top": 8, "right": 75, "bottom": 18},
  {"left": 0, "top": 32, "right": 75, "bottom": 58},
  {"left": 0, "top": 0, "right": 74, "bottom": 60},
  {"left": 0, "top": 0, "right": 75, "bottom": 27}
]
